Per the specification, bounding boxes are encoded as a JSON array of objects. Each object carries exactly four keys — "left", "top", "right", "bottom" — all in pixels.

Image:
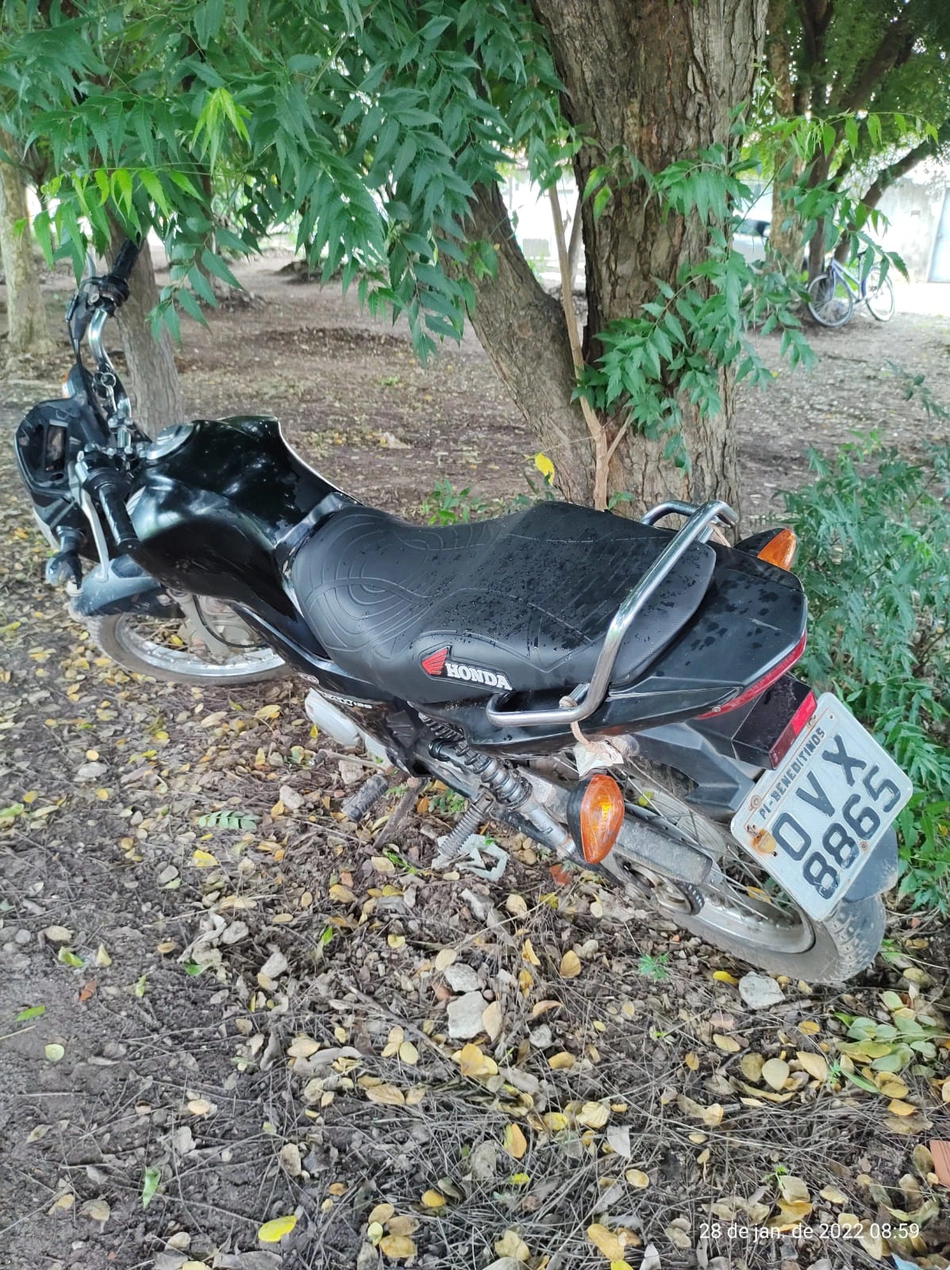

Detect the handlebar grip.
[
  {"left": 86, "top": 472, "right": 139, "bottom": 553},
  {"left": 109, "top": 239, "right": 141, "bottom": 287}
]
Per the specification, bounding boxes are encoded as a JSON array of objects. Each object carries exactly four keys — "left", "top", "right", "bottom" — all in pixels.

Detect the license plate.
[{"left": 730, "top": 693, "right": 913, "bottom": 920}]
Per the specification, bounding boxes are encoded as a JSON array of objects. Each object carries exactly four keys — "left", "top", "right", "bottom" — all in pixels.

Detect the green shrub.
[{"left": 780, "top": 438, "right": 950, "bottom": 910}]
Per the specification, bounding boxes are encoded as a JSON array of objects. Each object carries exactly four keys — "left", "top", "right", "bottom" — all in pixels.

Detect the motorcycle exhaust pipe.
[{"left": 304, "top": 689, "right": 392, "bottom": 770}]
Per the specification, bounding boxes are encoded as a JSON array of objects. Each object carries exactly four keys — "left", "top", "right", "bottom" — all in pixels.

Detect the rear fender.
[
  {"left": 633, "top": 720, "right": 761, "bottom": 821},
  {"left": 70, "top": 556, "right": 170, "bottom": 619}
]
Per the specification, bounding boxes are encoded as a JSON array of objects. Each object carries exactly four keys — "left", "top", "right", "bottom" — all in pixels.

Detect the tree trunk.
[
  {"left": 109, "top": 224, "right": 184, "bottom": 439},
  {"left": 457, "top": 182, "right": 596, "bottom": 504},
  {"left": 767, "top": 0, "right": 804, "bottom": 268},
  {"left": 0, "top": 133, "right": 52, "bottom": 359},
  {"left": 529, "top": 0, "right": 766, "bottom": 511}
]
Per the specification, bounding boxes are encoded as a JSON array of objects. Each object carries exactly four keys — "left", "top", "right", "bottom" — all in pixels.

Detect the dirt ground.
[{"left": 1, "top": 254, "right": 950, "bottom": 1270}]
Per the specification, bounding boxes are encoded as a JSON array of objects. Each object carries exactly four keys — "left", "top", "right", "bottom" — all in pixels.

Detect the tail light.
[
  {"left": 567, "top": 773, "right": 625, "bottom": 863},
  {"left": 698, "top": 631, "right": 808, "bottom": 718},
  {"left": 757, "top": 528, "right": 797, "bottom": 570}
]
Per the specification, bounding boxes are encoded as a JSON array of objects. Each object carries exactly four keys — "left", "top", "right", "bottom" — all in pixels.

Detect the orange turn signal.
[
  {"left": 757, "top": 527, "right": 797, "bottom": 570},
  {"left": 576, "top": 773, "right": 625, "bottom": 864}
]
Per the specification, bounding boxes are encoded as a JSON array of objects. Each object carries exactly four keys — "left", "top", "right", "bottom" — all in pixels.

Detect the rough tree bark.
[
  {"left": 108, "top": 225, "right": 184, "bottom": 440},
  {"left": 0, "top": 133, "right": 52, "bottom": 359},
  {"left": 463, "top": 0, "right": 767, "bottom": 512}
]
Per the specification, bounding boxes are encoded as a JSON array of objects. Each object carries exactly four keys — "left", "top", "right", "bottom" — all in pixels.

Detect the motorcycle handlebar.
[
  {"left": 82, "top": 468, "right": 139, "bottom": 554},
  {"left": 108, "top": 238, "right": 140, "bottom": 289}
]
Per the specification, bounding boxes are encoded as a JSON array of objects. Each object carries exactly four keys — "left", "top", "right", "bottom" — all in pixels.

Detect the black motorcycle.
[{"left": 15, "top": 242, "right": 913, "bottom": 983}]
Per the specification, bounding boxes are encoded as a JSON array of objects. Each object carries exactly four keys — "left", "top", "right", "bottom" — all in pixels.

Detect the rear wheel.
[
  {"left": 86, "top": 597, "right": 287, "bottom": 685},
  {"left": 597, "top": 764, "right": 884, "bottom": 983},
  {"left": 865, "top": 266, "right": 896, "bottom": 321},
  {"left": 807, "top": 271, "right": 854, "bottom": 327}
]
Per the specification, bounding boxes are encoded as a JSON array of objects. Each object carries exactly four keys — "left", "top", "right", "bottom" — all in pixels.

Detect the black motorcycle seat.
[{"left": 291, "top": 500, "right": 716, "bottom": 705}]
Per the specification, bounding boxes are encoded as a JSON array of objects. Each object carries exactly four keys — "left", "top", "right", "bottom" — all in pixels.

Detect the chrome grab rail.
[{"left": 484, "top": 498, "right": 738, "bottom": 729}]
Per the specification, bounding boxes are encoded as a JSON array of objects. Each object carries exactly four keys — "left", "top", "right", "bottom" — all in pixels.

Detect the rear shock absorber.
[{"left": 428, "top": 734, "right": 572, "bottom": 857}]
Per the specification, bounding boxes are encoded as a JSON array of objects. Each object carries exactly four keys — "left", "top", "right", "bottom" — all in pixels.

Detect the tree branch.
[{"left": 834, "top": 9, "right": 913, "bottom": 112}]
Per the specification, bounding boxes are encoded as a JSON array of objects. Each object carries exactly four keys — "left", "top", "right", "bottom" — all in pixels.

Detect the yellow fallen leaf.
[
  {"left": 192, "top": 849, "right": 217, "bottom": 868},
  {"left": 559, "top": 950, "right": 581, "bottom": 978},
  {"left": 531, "top": 999, "right": 562, "bottom": 1017},
  {"left": 778, "top": 1175, "right": 810, "bottom": 1205},
  {"left": 387, "top": 1216, "right": 419, "bottom": 1237},
  {"left": 712, "top": 970, "right": 739, "bottom": 984},
  {"left": 421, "top": 1190, "right": 445, "bottom": 1208},
  {"left": 258, "top": 1213, "right": 297, "bottom": 1242},
  {"left": 576, "top": 1101, "right": 610, "bottom": 1129},
  {"left": 434, "top": 948, "right": 456, "bottom": 971},
  {"left": 328, "top": 884, "right": 356, "bottom": 903},
  {"left": 366, "top": 1084, "right": 405, "bottom": 1106},
  {"left": 625, "top": 1169, "right": 650, "bottom": 1188},
  {"left": 387, "top": 933, "right": 405, "bottom": 949},
  {"left": 368, "top": 1203, "right": 395, "bottom": 1225},
  {"left": 44, "top": 1043, "right": 65, "bottom": 1063},
  {"left": 761, "top": 1057, "right": 790, "bottom": 1091},
  {"left": 888, "top": 1098, "right": 918, "bottom": 1116},
  {"left": 587, "top": 1223, "right": 626, "bottom": 1260},
  {"left": 534, "top": 452, "right": 556, "bottom": 481},
  {"left": 548, "top": 1051, "right": 575, "bottom": 1070},
  {"left": 288, "top": 1037, "right": 321, "bottom": 1059},
  {"left": 506, "top": 893, "right": 528, "bottom": 916},
  {"left": 543, "top": 1112, "right": 569, "bottom": 1131},
  {"left": 522, "top": 940, "right": 541, "bottom": 966},
  {"left": 95, "top": 943, "right": 112, "bottom": 967},
  {"left": 504, "top": 1123, "right": 528, "bottom": 1160},
  {"left": 819, "top": 1185, "right": 847, "bottom": 1204},
  {"left": 494, "top": 1229, "right": 530, "bottom": 1261},
  {"left": 796, "top": 1051, "right": 828, "bottom": 1082},
  {"left": 255, "top": 704, "right": 281, "bottom": 721},
  {"left": 398, "top": 1041, "right": 418, "bottom": 1065},
  {"left": 482, "top": 1000, "right": 503, "bottom": 1042},
  {"left": 713, "top": 1033, "right": 741, "bottom": 1053},
  {"left": 798, "top": 1019, "right": 820, "bottom": 1035},
  {"left": 187, "top": 1098, "right": 214, "bottom": 1116},
  {"left": 457, "top": 1043, "right": 494, "bottom": 1078},
  {"left": 684, "top": 1051, "right": 700, "bottom": 1071},
  {"left": 379, "top": 1234, "right": 417, "bottom": 1259}
]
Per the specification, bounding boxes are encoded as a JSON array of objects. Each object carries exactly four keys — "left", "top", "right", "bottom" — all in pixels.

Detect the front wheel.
[
  {"left": 85, "top": 599, "right": 287, "bottom": 685},
  {"left": 807, "top": 271, "right": 854, "bottom": 327},
  {"left": 600, "top": 767, "right": 885, "bottom": 983},
  {"left": 864, "top": 266, "right": 896, "bottom": 321}
]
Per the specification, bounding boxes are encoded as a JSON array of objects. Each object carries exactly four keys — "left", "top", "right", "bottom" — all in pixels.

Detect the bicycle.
[{"left": 806, "top": 254, "right": 896, "bottom": 328}]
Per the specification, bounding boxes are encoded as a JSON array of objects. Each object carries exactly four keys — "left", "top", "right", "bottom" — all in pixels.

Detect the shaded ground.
[{"left": 1, "top": 255, "right": 950, "bottom": 1270}]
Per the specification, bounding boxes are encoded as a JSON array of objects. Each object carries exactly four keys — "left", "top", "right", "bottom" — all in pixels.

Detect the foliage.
[
  {"left": 0, "top": 2, "right": 926, "bottom": 479},
  {"left": 0, "top": 0, "right": 563, "bottom": 353},
  {"left": 780, "top": 436, "right": 950, "bottom": 910},
  {"left": 421, "top": 479, "right": 488, "bottom": 525},
  {"left": 578, "top": 113, "right": 924, "bottom": 469}
]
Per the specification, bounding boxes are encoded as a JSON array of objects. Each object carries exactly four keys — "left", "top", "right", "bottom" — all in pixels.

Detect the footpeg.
[{"left": 341, "top": 772, "right": 392, "bottom": 822}]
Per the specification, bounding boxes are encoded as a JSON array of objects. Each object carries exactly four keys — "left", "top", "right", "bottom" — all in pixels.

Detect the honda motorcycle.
[{"left": 15, "top": 242, "right": 914, "bottom": 983}]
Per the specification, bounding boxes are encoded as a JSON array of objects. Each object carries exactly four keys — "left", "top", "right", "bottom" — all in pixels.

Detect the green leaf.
[
  {"left": 57, "top": 947, "right": 84, "bottom": 969},
  {"left": 141, "top": 1166, "right": 161, "bottom": 1209},
  {"left": 16, "top": 1005, "right": 46, "bottom": 1022}
]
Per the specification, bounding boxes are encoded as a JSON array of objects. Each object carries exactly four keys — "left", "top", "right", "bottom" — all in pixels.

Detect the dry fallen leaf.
[
  {"left": 761, "top": 1058, "right": 790, "bottom": 1091},
  {"left": 288, "top": 1036, "right": 321, "bottom": 1059},
  {"left": 482, "top": 1000, "right": 503, "bottom": 1043},
  {"left": 739, "top": 1052, "right": 766, "bottom": 1082},
  {"left": 258, "top": 1213, "right": 297, "bottom": 1242},
  {"left": 186, "top": 1098, "right": 215, "bottom": 1116},
  {"left": 366, "top": 1084, "right": 405, "bottom": 1106},
  {"left": 930, "top": 1140, "right": 950, "bottom": 1187},
  {"left": 796, "top": 1051, "right": 828, "bottom": 1082},
  {"left": 587, "top": 1222, "right": 627, "bottom": 1260},
  {"left": 548, "top": 1051, "right": 576, "bottom": 1070},
  {"left": 421, "top": 1190, "right": 445, "bottom": 1208},
  {"left": 576, "top": 1101, "right": 610, "bottom": 1129},
  {"left": 559, "top": 950, "right": 581, "bottom": 978},
  {"left": 379, "top": 1233, "right": 417, "bottom": 1259},
  {"left": 521, "top": 940, "right": 541, "bottom": 966},
  {"left": 504, "top": 1123, "right": 528, "bottom": 1160},
  {"left": 368, "top": 1203, "right": 395, "bottom": 1225},
  {"left": 494, "top": 1229, "right": 530, "bottom": 1261},
  {"left": 44, "top": 1043, "right": 65, "bottom": 1063},
  {"left": 713, "top": 1033, "right": 741, "bottom": 1053},
  {"left": 506, "top": 894, "right": 528, "bottom": 917},
  {"left": 457, "top": 1043, "right": 497, "bottom": 1078},
  {"left": 626, "top": 1169, "right": 650, "bottom": 1189}
]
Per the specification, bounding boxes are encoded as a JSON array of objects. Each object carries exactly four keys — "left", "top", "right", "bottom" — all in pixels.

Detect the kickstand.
[{"left": 372, "top": 777, "right": 423, "bottom": 850}]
